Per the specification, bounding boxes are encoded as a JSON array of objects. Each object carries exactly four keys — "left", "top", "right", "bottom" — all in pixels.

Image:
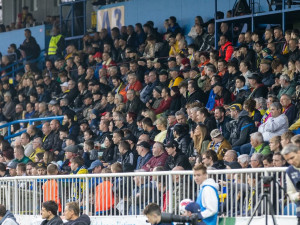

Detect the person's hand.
[{"left": 54, "top": 151, "right": 59, "bottom": 155}]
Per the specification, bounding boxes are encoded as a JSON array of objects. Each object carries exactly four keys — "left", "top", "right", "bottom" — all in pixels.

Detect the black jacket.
[
  {"left": 203, "top": 116, "right": 217, "bottom": 135},
  {"left": 187, "top": 89, "right": 207, "bottom": 105},
  {"left": 102, "top": 145, "right": 116, "bottom": 164},
  {"left": 64, "top": 214, "right": 91, "bottom": 225},
  {"left": 41, "top": 215, "right": 63, "bottom": 225},
  {"left": 228, "top": 110, "right": 255, "bottom": 147},
  {"left": 42, "top": 131, "right": 56, "bottom": 151},
  {"left": 177, "top": 134, "right": 191, "bottom": 156},
  {"left": 164, "top": 152, "right": 192, "bottom": 171},
  {"left": 121, "top": 150, "right": 137, "bottom": 172},
  {"left": 216, "top": 116, "right": 232, "bottom": 140}
]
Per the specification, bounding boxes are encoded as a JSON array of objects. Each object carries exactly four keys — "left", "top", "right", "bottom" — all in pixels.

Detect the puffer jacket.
[
  {"left": 177, "top": 133, "right": 191, "bottom": 156},
  {"left": 228, "top": 110, "right": 255, "bottom": 147}
]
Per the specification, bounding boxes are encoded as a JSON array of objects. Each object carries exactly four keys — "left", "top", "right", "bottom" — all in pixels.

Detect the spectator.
[
  {"left": 238, "top": 154, "right": 250, "bottom": 168},
  {"left": 47, "top": 26, "right": 65, "bottom": 63},
  {"left": 223, "top": 150, "right": 237, "bottom": 163},
  {"left": 262, "top": 154, "right": 274, "bottom": 167},
  {"left": 250, "top": 153, "right": 263, "bottom": 168},
  {"left": 219, "top": 35, "right": 234, "bottom": 62},
  {"left": 41, "top": 200, "right": 63, "bottom": 225},
  {"left": 63, "top": 202, "right": 90, "bottom": 225},
  {"left": 164, "top": 140, "right": 192, "bottom": 170},
  {"left": 258, "top": 102, "right": 289, "bottom": 141},
  {"left": 19, "top": 29, "right": 40, "bottom": 60},
  {"left": 273, "top": 152, "right": 287, "bottom": 167},
  {"left": 13, "top": 146, "right": 31, "bottom": 164},
  {"left": 207, "top": 129, "right": 231, "bottom": 160},
  {"left": 0, "top": 204, "right": 18, "bottom": 225},
  {"left": 142, "top": 142, "right": 168, "bottom": 172},
  {"left": 280, "top": 94, "right": 297, "bottom": 126},
  {"left": 29, "top": 137, "right": 45, "bottom": 161}
]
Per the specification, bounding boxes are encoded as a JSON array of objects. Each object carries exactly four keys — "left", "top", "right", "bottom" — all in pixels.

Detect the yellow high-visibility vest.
[{"left": 48, "top": 34, "right": 62, "bottom": 55}]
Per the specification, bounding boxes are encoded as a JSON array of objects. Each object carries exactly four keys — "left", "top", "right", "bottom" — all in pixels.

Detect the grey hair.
[
  {"left": 154, "top": 142, "right": 164, "bottom": 150},
  {"left": 4, "top": 92, "right": 11, "bottom": 98},
  {"left": 191, "top": 107, "right": 200, "bottom": 113},
  {"left": 34, "top": 137, "right": 43, "bottom": 146},
  {"left": 175, "top": 110, "right": 186, "bottom": 117},
  {"left": 280, "top": 74, "right": 290, "bottom": 82},
  {"left": 238, "top": 154, "right": 250, "bottom": 164},
  {"left": 281, "top": 143, "right": 299, "bottom": 155},
  {"left": 251, "top": 153, "right": 263, "bottom": 164},
  {"left": 271, "top": 102, "right": 282, "bottom": 111},
  {"left": 255, "top": 97, "right": 267, "bottom": 110},
  {"left": 115, "top": 94, "right": 123, "bottom": 102},
  {"left": 250, "top": 132, "right": 264, "bottom": 143}
]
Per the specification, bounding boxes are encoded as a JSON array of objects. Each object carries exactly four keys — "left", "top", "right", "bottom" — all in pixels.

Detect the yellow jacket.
[{"left": 29, "top": 147, "right": 45, "bottom": 162}]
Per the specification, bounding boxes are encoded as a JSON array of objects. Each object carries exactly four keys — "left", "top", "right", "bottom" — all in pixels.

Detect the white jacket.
[
  {"left": 198, "top": 178, "right": 219, "bottom": 219},
  {"left": 258, "top": 114, "right": 289, "bottom": 141}
]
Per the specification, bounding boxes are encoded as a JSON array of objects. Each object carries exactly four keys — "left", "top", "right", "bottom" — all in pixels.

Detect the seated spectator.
[
  {"left": 164, "top": 140, "right": 192, "bottom": 170},
  {"left": 189, "top": 124, "right": 210, "bottom": 158},
  {"left": 273, "top": 152, "right": 287, "bottom": 167},
  {"left": 262, "top": 154, "right": 274, "bottom": 167},
  {"left": 248, "top": 132, "right": 271, "bottom": 156},
  {"left": 228, "top": 104, "right": 254, "bottom": 152},
  {"left": 281, "top": 130, "right": 294, "bottom": 148},
  {"left": 223, "top": 150, "right": 238, "bottom": 163},
  {"left": 119, "top": 140, "right": 137, "bottom": 172},
  {"left": 29, "top": 137, "right": 45, "bottom": 162},
  {"left": 280, "top": 94, "right": 297, "bottom": 126},
  {"left": 207, "top": 129, "right": 231, "bottom": 160},
  {"left": 219, "top": 34, "right": 234, "bottom": 62},
  {"left": 243, "top": 98, "right": 263, "bottom": 127},
  {"left": 142, "top": 142, "right": 168, "bottom": 172},
  {"left": 136, "top": 141, "right": 152, "bottom": 170},
  {"left": 13, "top": 146, "right": 31, "bottom": 164},
  {"left": 154, "top": 117, "right": 167, "bottom": 143},
  {"left": 238, "top": 154, "right": 250, "bottom": 168},
  {"left": 247, "top": 73, "right": 268, "bottom": 99},
  {"left": 202, "top": 150, "right": 225, "bottom": 169},
  {"left": 269, "top": 136, "right": 282, "bottom": 153},
  {"left": 63, "top": 202, "right": 90, "bottom": 224},
  {"left": 173, "top": 124, "right": 191, "bottom": 155},
  {"left": 258, "top": 102, "right": 289, "bottom": 141},
  {"left": 250, "top": 153, "right": 264, "bottom": 168},
  {"left": 211, "top": 82, "right": 231, "bottom": 111},
  {"left": 277, "top": 75, "right": 295, "bottom": 99}
]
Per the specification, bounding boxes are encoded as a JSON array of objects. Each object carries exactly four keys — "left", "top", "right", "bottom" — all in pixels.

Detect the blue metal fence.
[{"left": 0, "top": 116, "right": 64, "bottom": 143}]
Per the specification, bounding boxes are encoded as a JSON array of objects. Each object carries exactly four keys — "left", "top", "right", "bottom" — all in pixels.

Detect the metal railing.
[
  {"left": 0, "top": 116, "right": 64, "bottom": 142},
  {"left": 0, "top": 167, "right": 295, "bottom": 217}
]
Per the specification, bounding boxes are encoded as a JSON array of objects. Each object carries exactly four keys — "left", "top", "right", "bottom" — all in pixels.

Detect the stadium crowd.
[{"left": 0, "top": 12, "right": 300, "bottom": 217}]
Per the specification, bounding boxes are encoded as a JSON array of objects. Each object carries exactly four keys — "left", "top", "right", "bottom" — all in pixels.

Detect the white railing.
[{"left": 0, "top": 167, "right": 296, "bottom": 217}]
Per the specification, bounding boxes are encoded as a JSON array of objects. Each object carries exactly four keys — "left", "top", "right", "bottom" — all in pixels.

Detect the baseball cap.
[
  {"left": 7, "top": 161, "right": 18, "bottom": 169},
  {"left": 36, "top": 162, "right": 47, "bottom": 169},
  {"left": 185, "top": 202, "right": 200, "bottom": 213},
  {"left": 168, "top": 57, "right": 176, "bottom": 62},
  {"left": 64, "top": 145, "right": 79, "bottom": 154},
  {"left": 60, "top": 82, "right": 68, "bottom": 87},
  {"left": 49, "top": 99, "right": 58, "bottom": 105},
  {"left": 164, "top": 140, "right": 178, "bottom": 148},
  {"left": 169, "top": 66, "right": 180, "bottom": 72},
  {"left": 93, "top": 52, "right": 102, "bottom": 58},
  {"left": 210, "top": 129, "right": 222, "bottom": 138},
  {"left": 88, "top": 160, "right": 103, "bottom": 172},
  {"left": 137, "top": 141, "right": 151, "bottom": 149},
  {"left": 229, "top": 103, "right": 242, "bottom": 111},
  {"left": 225, "top": 161, "right": 242, "bottom": 169},
  {"left": 247, "top": 73, "right": 262, "bottom": 82}
]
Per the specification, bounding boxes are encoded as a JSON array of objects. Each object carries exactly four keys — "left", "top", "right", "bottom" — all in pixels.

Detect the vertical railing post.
[
  {"left": 85, "top": 176, "right": 89, "bottom": 215},
  {"left": 168, "top": 174, "right": 173, "bottom": 213},
  {"left": 7, "top": 125, "right": 11, "bottom": 143},
  {"left": 14, "top": 179, "right": 18, "bottom": 214}
]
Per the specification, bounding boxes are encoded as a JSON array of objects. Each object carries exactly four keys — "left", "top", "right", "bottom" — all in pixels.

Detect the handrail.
[
  {"left": 0, "top": 49, "right": 46, "bottom": 80},
  {"left": 0, "top": 116, "right": 64, "bottom": 142},
  {"left": 2, "top": 167, "right": 287, "bottom": 180}
]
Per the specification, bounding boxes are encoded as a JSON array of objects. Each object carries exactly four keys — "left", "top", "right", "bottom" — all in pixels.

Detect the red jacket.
[
  {"left": 154, "top": 97, "right": 172, "bottom": 114},
  {"left": 219, "top": 41, "right": 234, "bottom": 62}
]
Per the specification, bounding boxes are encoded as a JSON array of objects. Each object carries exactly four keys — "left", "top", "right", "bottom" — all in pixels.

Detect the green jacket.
[{"left": 14, "top": 156, "right": 31, "bottom": 164}]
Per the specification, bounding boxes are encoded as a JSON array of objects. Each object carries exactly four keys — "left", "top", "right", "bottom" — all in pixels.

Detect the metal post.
[
  {"left": 83, "top": 0, "right": 86, "bottom": 35},
  {"left": 168, "top": 174, "right": 173, "bottom": 213},
  {"left": 85, "top": 177, "right": 89, "bottom": 214},
  {"left": 7, "top": 125, "right": 11, "bottom": 143},
  {"left": 214, "top": 0, "right": 218, "bottom": 50},
  {"left": 72, "top": 4, "right": 74, "bottom": 37},
  {"left": 282, "top": 0, "right": 285, "bottom": 33},
  {"left": 60, "top": 3, "right": 63, "bottom": 34},
  {"left": 251, "top": 0, "right": 254, "bottom": 32}
]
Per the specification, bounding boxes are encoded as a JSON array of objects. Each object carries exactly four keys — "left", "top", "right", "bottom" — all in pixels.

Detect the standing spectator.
[
  {"left": 2, "top": 92, "right": 16, "bottom": 121},
  {"left": 19, "top": 29, "right": 40, "bottom": 60},
  {"left": 47, "top": 26, "right": 65, "bottom": 63}
]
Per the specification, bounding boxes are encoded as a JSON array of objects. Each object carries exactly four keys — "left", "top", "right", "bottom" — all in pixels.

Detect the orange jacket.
[
  {"left": 95, "top": 180, "right": 115, "bottom": 213},
  {"left": 42, "top": 179, "right": 62, "bottom": 212}
]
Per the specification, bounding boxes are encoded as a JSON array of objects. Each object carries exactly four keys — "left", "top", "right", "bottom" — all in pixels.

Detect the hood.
[
  {"left": 0, "top": 210, "right": 17, "bottom": 224},
  {"left": 72, "top": 214, "right": 91, "bottom": 225},
  {"left": 239, "top": 110, "right": 249, "bottom": 118},
  {"left": 201, "top": 178, "right": 219, "bottom": 190}
]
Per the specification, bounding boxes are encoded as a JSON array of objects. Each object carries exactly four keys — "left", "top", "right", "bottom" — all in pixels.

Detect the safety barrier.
[
  {"left": 0, "top": 167, "right": 295, "bottom": 217},
  {"left": 0, "top": 116, "right": 64, "bottom": 143}
]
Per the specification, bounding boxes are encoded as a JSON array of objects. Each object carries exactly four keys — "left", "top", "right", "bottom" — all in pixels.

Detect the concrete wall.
[{"left": 0, "top": 25, "right": 46, "bottom": 57}]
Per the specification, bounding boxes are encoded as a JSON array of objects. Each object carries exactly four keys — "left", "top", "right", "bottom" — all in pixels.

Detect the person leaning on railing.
[{"left": 281, "top": 144, "right": 300, "bottom": 225}]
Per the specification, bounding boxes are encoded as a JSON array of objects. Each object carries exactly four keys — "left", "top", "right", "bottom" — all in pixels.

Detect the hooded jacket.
[
  {"left": 64, "top": 214, "right": 90, "bottom": 225},
  {"left": 40, "top": 215, "right": 63, "bottom": 225},
  {"left": 196, "top": 178, "right": 219, "bottom": 223},
  {"left": 219, "top": 41, "right": 234, "bottom": 62},
  {"left": 228, "top": 110, "right": 254, "bottom": 147},
  {"left": 0, "top": 210, "right": 18, "bottom": 225}
]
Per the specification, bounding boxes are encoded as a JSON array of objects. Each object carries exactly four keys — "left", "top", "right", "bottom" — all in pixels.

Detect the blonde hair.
[{"left": 193, "top": 124, "right": 207, "bottom": 154}]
